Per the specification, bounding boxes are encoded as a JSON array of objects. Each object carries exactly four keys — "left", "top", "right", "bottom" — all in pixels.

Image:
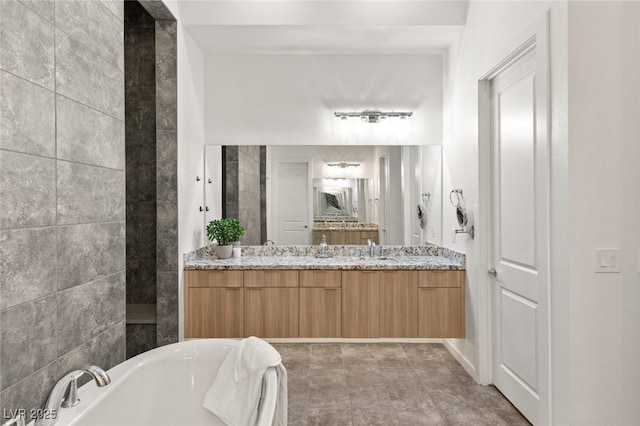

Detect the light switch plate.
[{"left": 594, "top": 248, "right": 621, "bottom": 273}]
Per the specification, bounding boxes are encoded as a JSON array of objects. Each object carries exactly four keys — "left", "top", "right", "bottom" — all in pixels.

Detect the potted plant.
[{"left": 206, "top": 218, "right": 246, "bottom": 259}]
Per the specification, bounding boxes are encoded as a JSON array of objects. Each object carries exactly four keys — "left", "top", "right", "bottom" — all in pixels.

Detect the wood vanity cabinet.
[
  {"left": 299, "top": 271, "right": 342, "bottom": 337},
  {"left": 417, "top": 271, "right": 465, "bottom": 338},
  {"left": 184, "top": 270, "right": 244, "bottom": 338},
  {"left": 244, "top": 271, "right": 299, "bottom": 338},
  {"left": 342, "top": 271, "right": 380, "bottom": 338},
  {"left": 184, "top": 268, "right": 464, "bottom": 339},
  {"left": 379, "top": 271, "right": 419, "bottom": 337}
]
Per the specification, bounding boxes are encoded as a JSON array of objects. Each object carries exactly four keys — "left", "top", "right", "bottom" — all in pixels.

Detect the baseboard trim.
[{"left": 444, "top": 339, "right": 479, "bottom": 383}]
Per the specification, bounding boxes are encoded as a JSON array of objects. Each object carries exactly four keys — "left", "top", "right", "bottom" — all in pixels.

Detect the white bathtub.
[{"left": 40, "top": 339, "right": 278, "bottom": 426}]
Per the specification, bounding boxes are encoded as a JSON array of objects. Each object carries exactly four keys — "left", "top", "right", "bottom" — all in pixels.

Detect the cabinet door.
[
  {"left": 342, "top": 271, "right": 379, "bottom": 338},
  {"left": 245, "top": 288, "right": 299, "bottom": 337},
  {"left": 418, "top": 288, "right": 464, "bottom": 338},
  {"left": 300, "top": 288, "right": 341, "bottom": 337},
  {"left": 312, "top": 231, "right": 324, "bottom": 245},
  {"left": 344, "top": 230, "right": 361, "bottom": 245},
  {"left": 359, "top": 231, "right": 379, "bottom": 245},
  {"left": 380, "top": 271, "right": 418, "bottom": 337},
  {"left": 186, "top": 288, "right": 244, "bottom": 338},
  {"left": 330, "top": 231, "right": 346, "bottom": 245}
]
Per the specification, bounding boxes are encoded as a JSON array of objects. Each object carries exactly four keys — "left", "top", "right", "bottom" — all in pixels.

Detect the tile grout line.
[
  {"left": 97, "top": 0, "right": 123, "bottom": 25},
  {"left": 0, "top": 68, "right": 124, "bottom": 124},
  {"left": 1, "top": 269, "right": 126, "bottom": 314},
  {"left": 0, "top": 147, "right": 125, "bottom": 173}
]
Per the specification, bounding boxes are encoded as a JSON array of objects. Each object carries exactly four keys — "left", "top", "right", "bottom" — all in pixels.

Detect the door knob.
[{"left": 488, "top": 268, "right": 498, "bottom": 277}]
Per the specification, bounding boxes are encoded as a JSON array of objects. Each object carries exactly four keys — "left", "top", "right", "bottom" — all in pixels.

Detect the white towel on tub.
[{"left": 202, "top": 337, "right": 288, "bottom": 426}]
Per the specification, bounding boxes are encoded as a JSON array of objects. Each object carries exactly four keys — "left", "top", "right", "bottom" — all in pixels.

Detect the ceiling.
[{"left": 180, "top": 1, "right": 469, "bottom": 54}]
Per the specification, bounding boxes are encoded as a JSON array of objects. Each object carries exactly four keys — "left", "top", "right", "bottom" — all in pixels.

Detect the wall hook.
[{"left": 196, "top": 176, "right": 201, "bottom": 182}]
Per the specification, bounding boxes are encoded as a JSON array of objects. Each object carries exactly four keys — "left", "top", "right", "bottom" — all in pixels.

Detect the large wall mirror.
[{"left": 204, "top": 145, "right": 442, "bottom": 246}]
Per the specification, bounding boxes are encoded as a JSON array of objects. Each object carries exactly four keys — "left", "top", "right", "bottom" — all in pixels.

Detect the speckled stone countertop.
[
  {"left": 313, "top": 222, "right": 379, "bottom": 232},
  {"left": 184, "top": 245, "right": 465, "bottom": 271}
]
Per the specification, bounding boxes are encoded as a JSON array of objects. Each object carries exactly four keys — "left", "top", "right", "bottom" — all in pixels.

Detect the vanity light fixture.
[
  {"left": 334, "top": 110, "right": 413, "bottom": 124},
  {"left": 327, "top": 162, "right": 360, "bottom": 169}
]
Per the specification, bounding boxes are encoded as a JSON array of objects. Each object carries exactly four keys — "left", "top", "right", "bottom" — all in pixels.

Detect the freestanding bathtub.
[{"left": 33, "top": 339, "right": 278, "bottom": 426}]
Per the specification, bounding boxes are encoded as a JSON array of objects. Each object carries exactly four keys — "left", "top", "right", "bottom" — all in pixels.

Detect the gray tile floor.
[{"left": 273, "top": 343, "right": 530, "bottom": 426}]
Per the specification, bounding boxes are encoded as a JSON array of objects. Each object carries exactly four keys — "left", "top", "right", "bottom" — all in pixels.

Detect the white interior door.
[
  {"left": 275, "top": 161, "right": 310, "bottom": 245},
  {"left": 490, "top": 48, "right": 547, "bottom": 425}
]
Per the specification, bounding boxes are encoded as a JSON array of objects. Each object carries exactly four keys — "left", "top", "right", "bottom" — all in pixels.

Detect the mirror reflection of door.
[{"left": 275, "top": 161, "right": 311, "bottom": 245}]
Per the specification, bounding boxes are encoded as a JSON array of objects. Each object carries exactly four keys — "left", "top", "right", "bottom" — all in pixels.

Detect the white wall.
[
  {"left": 567, "top": 2, "right": 640, "bottom": 424},
  {"left": 204, "top": 54, "right": 442, "bottom": 146},
  {"left": 445, "top": 1, "right": 640, "bottom": 424},
  {"left": 422, "top": 146, "right": 443, "bottom": 245},
  {"left": 442, "top": 0, "right": 570, "bottom": 422},
  {"left": 163, "top": 1, "right": 206, "bottom": 342},
  {"left": 268, "top": 145, "right": 377, "bottom": 180}
]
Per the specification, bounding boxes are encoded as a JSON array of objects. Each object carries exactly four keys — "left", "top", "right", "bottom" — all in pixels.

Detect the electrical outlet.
[
  {"left": 594, "top": 248, "right": 621, "bottom": 273},
  {"left": 451, "top": 228, "right": 457, "bottom": 243}
]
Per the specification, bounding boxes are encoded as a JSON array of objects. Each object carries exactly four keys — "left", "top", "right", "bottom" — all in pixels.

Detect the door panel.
[
  {"left": 491, "top": 48, "right": 542, "bottom": 425},
  {"left": 498, "top": 75, "right": 536, "bottom": 268}
]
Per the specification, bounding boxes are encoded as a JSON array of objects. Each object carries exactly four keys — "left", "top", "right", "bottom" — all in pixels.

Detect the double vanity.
[{"left": 183, "top": 245, "right": 465, "bottom": 340}]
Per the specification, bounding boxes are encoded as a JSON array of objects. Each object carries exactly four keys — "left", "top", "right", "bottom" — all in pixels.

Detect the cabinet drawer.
[
  {"left": 244, "top": 270, "right": 299, "bottom": 288},
  {"left": 300, "top": 270, "right": 342, "bottom": 287},
  {"left": 417, "top": 271, "right": 464, "bottom": 288},
  {"left": 185, "top": 270, "right": 243, "bottom": 288}
]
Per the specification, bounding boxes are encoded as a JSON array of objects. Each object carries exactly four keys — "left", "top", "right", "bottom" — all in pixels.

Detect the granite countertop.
[
  {"left": 312, "top": 222, "right": 379, "bottom": 232},
  {"left": 184, "top": 255, "right": 464, "bottom": 271},
  {"left": 184, "top": 245, "right": 465, "bottom": 271},
  {"left": 313, "top": 227, "right": 379, "bottom": 232}
]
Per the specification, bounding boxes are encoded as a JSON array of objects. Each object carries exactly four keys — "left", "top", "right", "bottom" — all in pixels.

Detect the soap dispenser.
[{"left": 319, "top": 233, "right": 328, "bottom": 258}]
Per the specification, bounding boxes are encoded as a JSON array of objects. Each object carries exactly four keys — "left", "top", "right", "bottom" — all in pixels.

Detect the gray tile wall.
[
  {"left": 222, "top": 146, "right": 266, "bottom": 245},
  {"left": 125, "top": 1, "right": 156, "bottom": 306},
  {"left": 0, "top": 0, "right": 125, "bottom": 421},
  {"left": 154, "top": 14, "right": 178, "bottom": 347},
  {"left": 238, "top": 146, "right": 262, "bottom": 245}
]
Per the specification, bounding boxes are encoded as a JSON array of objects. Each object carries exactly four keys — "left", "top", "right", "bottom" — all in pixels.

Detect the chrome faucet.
[
  {"left": 263, "top": 240, "right": 275, "bottom": 246},
  {"left": 367, "top": 239, "right": 376, "bottom": 257},
  {"left": 36, "top": 365, "right": 111, "bottom": 426}
]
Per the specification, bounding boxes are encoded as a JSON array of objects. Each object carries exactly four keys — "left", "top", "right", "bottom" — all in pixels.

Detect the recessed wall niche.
[{"left": 124, "top": 0, "right": 178, "bottom": 357}]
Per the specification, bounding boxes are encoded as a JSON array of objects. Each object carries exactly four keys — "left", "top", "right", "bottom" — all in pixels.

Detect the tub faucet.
[
  {"left": 367, "top": 239, "right": 376, "bottom": 257},
  {"left": 36, "top": 365, "right": 111, "bottom": 426}
]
